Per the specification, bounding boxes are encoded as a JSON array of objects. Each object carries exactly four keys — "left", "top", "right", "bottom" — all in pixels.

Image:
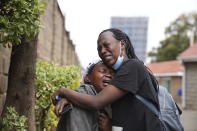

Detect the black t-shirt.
[{"left": 111, "top": 59, "right": 163, "bottom": 131}]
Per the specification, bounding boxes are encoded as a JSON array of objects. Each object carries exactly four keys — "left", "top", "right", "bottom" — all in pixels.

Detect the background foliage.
[
  {"left": 35, "top": 59, "right": 81, "bottom": 130},
  {"left": 149, "top": 12, "right": 197, "bottom": 62},
  {"left": 0, "top": 0, "right": 47, "bottom": 130},
  {"left": 2, "top": 106, "right": 28, "bottom": 131},
  {"left": 0, "top": 0, "right": 47, "bottom": 46}
]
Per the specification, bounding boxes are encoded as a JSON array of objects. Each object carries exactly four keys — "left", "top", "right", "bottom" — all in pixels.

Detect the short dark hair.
[
  {"left": 86, "top": 60, "right": 102, "bottom": 74},
  {"left": 83, "top": 60, "right": 102, "bottom": 84}
]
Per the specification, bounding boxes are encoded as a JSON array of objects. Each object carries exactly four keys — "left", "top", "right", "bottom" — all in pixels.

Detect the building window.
[{"left": 163, "top": 78, "right": 171, "bottom": 92}]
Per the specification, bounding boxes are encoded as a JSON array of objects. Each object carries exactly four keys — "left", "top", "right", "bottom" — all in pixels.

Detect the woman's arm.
[{"left": 54, "top": 85, "right": 127, "bottom": 110}]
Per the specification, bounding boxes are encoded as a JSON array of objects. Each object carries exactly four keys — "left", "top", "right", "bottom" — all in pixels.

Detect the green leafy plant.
[
  {"left": 35, "top": 59, "right": 81, "bottom": 130},
  {"left": 44, "top": 105, "right": 59, "bottom": 131},
  {"left": 0, "top": 0, "right": 47, "bottom": 130},
  {"left": 2, "top": 106, "right": 28, "bottom": 131},
  {"left": 0, "top": 0, "right": 47, "bottom": 46}
]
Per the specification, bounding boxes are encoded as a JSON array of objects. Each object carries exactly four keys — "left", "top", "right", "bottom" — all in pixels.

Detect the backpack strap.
[
  {"left": 136, "top": 66, "right": 161, "bottom": 116},
  {"left": 135, "top": 95, "right": 160, "bottom": 117},
  {"left": 135, "top": 70, "right": 161, "bottom": 117},
  {"left": 175, "top": 102, "right": 182, "bottom": 115}
]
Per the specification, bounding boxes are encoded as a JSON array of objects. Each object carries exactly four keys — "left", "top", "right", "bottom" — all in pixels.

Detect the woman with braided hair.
[{"left": 53, "top": 28, "right": 164, "bottom": 131}]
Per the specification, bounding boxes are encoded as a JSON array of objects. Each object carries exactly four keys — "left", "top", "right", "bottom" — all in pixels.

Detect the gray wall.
[
  {"left": 37, "top": 0, "right": 80, "bottom": 66},
  {"left": 0, "top": 45, "right": 11, "bottom": 115},
  {"left": 0, "top": 0, "right": 80, "bottom": 116},
  {"left": 184, "top": 62, "right": 197, "bottom": 110}
]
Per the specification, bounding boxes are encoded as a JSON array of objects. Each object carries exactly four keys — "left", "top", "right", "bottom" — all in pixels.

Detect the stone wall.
[
  {"left": 0, "top": 0, "right": 80, "bottom": 116},
  {"left": 0, "top": 45, "right": 11, "bottom": 115},
  {"left": 37, "top": 0, "right": 80, "bottom": 66},
  {"left": 184, "top": 62, "right": 197, "bottom": 110}
]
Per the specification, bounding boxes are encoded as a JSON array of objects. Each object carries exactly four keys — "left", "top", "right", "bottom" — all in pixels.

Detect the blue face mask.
[
  {"left": 112, "top": 45, "right": 124, "bottom": 70},
  {"left": 112, "top": 55, "right": 124, "bottom": 70}
]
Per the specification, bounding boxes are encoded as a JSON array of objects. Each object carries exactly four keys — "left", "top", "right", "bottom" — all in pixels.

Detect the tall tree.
[
  {"left": 149, "top": 12, "right": 197, "bottom": 62},
  {"left": 0, "top": 0, "right": 46, "bottom": 130}
]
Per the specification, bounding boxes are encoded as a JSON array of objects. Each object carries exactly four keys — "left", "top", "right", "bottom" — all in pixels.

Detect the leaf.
[
  {"left": 1, "top": 0, "right": 47, "bottom": 47},
  {"left": 35, "top": 59, "right": 81, "bottom": 130},
  {"left": 148, "top": 12, "right": 196, "bottom": 62}
]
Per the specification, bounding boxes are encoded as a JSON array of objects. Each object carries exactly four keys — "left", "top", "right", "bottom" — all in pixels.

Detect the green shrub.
[
  {"left": 35, "top": 59, "right": 81, "bottom": 130},
  {"left": 2, "top": 106, "right": 28, "bottom": 131},
  {"left": 44, "top": 105, "right": 58, "bottom": 131}
]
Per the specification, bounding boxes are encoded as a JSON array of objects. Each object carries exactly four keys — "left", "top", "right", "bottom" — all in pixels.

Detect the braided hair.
[
  {"left": 98, "top": 28, "right": 139, "bottom": 59},
  {"left": 97, "top": 28, "right": 159, "bottom": 92}
]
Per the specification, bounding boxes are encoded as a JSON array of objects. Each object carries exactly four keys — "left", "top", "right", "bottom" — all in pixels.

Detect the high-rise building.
[{"left": 111, "top": 17, "right": 148, "bottom": 62}]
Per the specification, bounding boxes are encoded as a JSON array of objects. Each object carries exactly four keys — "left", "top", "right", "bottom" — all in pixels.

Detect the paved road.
[{"left": 181, "top": 110, "right": 197, "bottom": 131}]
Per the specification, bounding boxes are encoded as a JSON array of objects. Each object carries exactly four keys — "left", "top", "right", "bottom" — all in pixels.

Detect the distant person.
[
  {"left": 53, "top": 28, "right": 164, "bottom": 131},
  {"left": 54, "top": 60, "right": 113, "bottom": 131},
  {"left": 177, "top": 88, "right": 182, "bottom": 96}
]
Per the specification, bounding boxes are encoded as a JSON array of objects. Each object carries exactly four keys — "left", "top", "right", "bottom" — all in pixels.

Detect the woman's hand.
[
  {"left": 99, "top": 113, "right": 112, "bottom": 131},
  {"left": 54, "top": 98, "right": 70, "bottom": 116},
  {"left": 51, "top": 88, "right": 66, "bottom": 105}
]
